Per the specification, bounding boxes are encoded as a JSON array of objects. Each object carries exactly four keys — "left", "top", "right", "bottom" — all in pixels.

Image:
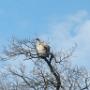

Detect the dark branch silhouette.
[{"left": 0, "top": 38, "right": 90, "bottom": 90}]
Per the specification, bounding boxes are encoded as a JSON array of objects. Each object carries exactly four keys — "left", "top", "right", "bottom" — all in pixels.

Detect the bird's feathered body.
[{"left": 35, "top": 38, "right": 50, "bottom": 58}]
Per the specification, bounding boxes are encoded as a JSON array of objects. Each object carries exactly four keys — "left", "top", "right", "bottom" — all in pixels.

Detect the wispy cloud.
[
  {"left": 68, "top": 10, "right": 88, "bottom": 23},
  {"left": 41, "top": 10, "right": 90, "bottom": 68}
]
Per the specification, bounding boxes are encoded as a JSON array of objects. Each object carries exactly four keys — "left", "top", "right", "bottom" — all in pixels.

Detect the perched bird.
[{"left": 35, "top": 38, "right": 50, "bottom": 58}]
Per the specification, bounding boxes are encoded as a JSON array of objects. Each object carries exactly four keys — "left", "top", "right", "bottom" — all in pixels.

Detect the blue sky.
[
  {"left": 0, "top": 0, "right": 90, "bottom": 69},
  {"left": 0, "top": 0, "right": 90, "bottom": 39}
]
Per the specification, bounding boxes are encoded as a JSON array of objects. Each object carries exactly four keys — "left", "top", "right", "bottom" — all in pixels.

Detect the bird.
[{"left": 35, "top": 38, "right": 50, "bottom": 58}]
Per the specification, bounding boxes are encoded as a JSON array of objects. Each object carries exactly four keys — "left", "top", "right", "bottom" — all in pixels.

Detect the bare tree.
[{"left": 0, "top": 38, "right": 90, "bottom": 90}]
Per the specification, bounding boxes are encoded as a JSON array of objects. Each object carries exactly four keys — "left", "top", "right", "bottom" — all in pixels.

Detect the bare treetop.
[{"left": 0, "top": 38, "right": 90, "bottom": 90}]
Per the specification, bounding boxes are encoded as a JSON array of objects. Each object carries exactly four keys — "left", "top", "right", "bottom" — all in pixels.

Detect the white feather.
[{"left": 36, "top": 39, "right": 50, "bottom": 57}]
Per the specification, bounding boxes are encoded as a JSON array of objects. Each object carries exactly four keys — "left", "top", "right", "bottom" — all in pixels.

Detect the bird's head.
[
  {"left": 36, "top": 38, "right": 40, "bottom": 41},
  {"left": 35, "top": 38, "right": 41, "bottom": 45}
]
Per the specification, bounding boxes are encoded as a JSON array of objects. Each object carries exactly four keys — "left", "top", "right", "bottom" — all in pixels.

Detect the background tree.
[{"left": 0, "top": 38, "right": 90, "bottom": 90}]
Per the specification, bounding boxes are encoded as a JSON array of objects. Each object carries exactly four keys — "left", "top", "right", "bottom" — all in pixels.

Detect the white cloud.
[
  {"left": 42, "top": 10, "right": 90, "bottom": 69},
  {"left": 74, "top": 20, "right": 90, "bottom": 63},
  {"left": 68, "top": 10, "right": 88, "bottom": 23}
]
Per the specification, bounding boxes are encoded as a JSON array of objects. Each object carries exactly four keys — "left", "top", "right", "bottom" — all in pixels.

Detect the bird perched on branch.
[{"left": 35, "top": 38, "right": 50, "bottom": 58}]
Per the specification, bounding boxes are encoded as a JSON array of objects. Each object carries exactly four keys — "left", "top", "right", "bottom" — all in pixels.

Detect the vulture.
[{"left": 35, "top": 38, "right": 50, "bottom": 58}]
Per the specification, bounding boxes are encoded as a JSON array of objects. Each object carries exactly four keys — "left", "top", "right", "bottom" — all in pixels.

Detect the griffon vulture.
[{"left": 35, "top": 38, "right": 50, "bottom": 58}]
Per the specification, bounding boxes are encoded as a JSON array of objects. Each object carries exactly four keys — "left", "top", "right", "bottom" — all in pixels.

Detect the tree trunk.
[{"left": 44, "top": 58, "right": 61, "bottom": 90}]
